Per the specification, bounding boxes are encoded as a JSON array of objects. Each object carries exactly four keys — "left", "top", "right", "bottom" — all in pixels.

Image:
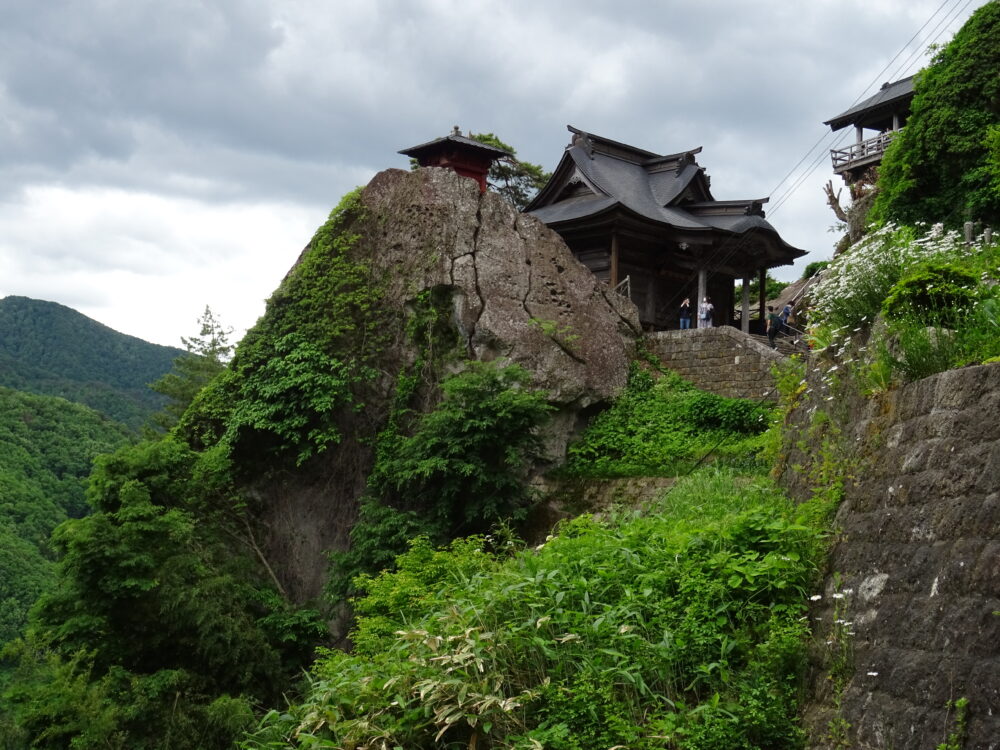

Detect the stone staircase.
[{"left": 748, "top": 333, "right": 809, "bottom": 357}]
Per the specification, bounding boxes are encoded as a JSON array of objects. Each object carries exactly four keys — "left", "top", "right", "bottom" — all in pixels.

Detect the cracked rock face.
[
  {"left": 361, "top": 167, "right": 639, "bottom": 408},
  {"left": 255, "top": 167, "right": 638, "bottom": 605}
]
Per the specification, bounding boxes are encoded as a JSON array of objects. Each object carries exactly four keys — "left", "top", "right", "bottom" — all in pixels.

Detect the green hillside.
[
  {"left": 0, "top": 296, "right": 183, "bottom": 430},
  {"left": 0, "top": 386, "right": 131, "bottom": 650}
]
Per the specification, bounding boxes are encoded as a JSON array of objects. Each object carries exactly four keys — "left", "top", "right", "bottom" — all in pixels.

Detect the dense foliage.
[
  {"left": 178, "top": 188, "right": 384, "bottom": 471},
  {"left": 245, "top": 469, "right": 824, "bottom": 750},
  {"left": 0, "top": 296, "right": 182, "bottom": 430},
  {"left": 564, "top": 365, "right": 771, "bottom": 477},
  {"left": 872, "top": 1, "right": 1000, "bottom": 227},
  {"left": 809, "top": 223, "right": 1000, "bottom": 385},
  {"left": 1, "top": 192, "right": 379, "bottom": 748},
  {"left": 0, "top": 387, "right": 130, "bottom": 649},
  {"left": 329, "top": 363, "right": 554, "bottom": 598},
  {"left": 880, "top": 261, "right": 978, "bottom": 328},
  {"left": 1, "top": 437, "right": 326, "bottom": 749}
]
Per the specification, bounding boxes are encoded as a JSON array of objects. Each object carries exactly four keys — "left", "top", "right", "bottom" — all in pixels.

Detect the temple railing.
[{"left": 830, "top": 130, "right": 900, "bottom": 172}]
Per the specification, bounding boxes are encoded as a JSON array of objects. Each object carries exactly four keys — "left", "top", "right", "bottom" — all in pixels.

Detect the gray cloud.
[{"left": 0, "top": 0, "right": 987, "bottom": 343}]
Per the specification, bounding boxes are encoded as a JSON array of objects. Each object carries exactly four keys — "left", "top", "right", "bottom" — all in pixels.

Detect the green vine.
[{"left": 937, "top": 697, "right": 970, "bottom": 750}]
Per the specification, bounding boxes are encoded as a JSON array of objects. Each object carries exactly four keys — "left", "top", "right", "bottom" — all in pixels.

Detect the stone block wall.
[
  {"left": 779, "top": 363, "right": 1000, "bottom": 749},
  {"left": 645, "top": 326, "right": 786, "bottom": 401}
]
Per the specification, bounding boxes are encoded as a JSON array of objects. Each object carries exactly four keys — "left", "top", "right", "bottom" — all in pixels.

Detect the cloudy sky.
[{"left": 1, "top": 0, "right": 988, "bottom": 347}]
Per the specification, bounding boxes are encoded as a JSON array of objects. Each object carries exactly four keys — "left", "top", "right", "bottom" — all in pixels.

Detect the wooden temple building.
[
  {"left": 824, "top": 76, "right": 915, "bottom": 184},
  {"left": 524, "top": 126, "right": 806, "bottom": 331}
]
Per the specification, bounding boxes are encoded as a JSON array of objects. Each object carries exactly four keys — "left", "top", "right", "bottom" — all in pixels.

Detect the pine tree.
[{"left": 150, "top": 306, "right": 233, "bottom": 429}]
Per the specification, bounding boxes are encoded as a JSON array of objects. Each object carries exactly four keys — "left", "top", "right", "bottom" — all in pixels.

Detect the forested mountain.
[
  {"left": 0, "top": 386, "right": 131, "bottom": 650},
  {"left": 0, "top": 296, "right": 183, "bottom": 430}
]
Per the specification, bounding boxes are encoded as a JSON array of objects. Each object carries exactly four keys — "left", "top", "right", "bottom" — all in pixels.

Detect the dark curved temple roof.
[
  {"left": 399, "top": 128, "right": 511, "bottom": 161},
  {"left": 824, "top": 76, "right": 915, "bottom": 132},
  {"left": 525, "top": 126, "right": 805, "bottom": 269}
]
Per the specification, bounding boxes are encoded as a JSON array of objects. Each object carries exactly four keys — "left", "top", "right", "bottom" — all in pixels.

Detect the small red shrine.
[{"left": 399, "top": 127, "right": 511, "bottom": 193}]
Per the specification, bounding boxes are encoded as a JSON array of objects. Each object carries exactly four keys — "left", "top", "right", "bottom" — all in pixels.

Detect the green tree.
[
  {"left": 734, "top": 273, "right": 790, "bottom": 303},
  {"left": 3, "top": 437, "right": 323, "bottom": 749},
  {"left": 150, "top": 306, "right": 233, "bottom": 430},
  {"left": 470, "top": 133, "right": 551, "bottom": 210},
  {"left": 872, "top": 1, "right": 1000, "bottom": 227}
]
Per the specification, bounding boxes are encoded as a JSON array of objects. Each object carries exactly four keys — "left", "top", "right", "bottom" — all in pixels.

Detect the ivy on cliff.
[{"left": 178, "top": 187, "right": 387, "bottom": 471}]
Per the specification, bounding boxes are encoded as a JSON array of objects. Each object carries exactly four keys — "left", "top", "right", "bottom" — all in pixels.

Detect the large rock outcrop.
[{"left": 253, "top": 167, "right": 639, "bottom": 603}]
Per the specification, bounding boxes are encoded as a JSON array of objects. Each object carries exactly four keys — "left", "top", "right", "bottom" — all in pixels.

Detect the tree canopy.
[
  {"left": 465, "top": 133, "right": 550, "bottom": 210},
  {"left": 872, "top": 1, "right": 1000, "bottom": 227},
  {"left": 150, "top": 306, "right": 233, "bottom": 430},
  {"left": 0, "top": 296, "right": 182, "bottom": 429}
]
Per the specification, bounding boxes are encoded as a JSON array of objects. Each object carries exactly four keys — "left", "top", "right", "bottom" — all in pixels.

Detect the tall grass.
[{"left": 242, "top": 468, "right": 826, "bottom": 750}]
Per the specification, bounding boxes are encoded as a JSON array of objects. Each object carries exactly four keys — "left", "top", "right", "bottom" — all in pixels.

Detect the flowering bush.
[
  {"left": 809, "top": 223, "right": 1000, "bottom": 383},
  {"left": 810, "top": 223, "right": 975, "bottom": 330}
]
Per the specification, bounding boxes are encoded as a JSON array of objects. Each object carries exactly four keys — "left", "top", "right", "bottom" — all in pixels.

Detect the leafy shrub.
[
  {"left": 801, "top": 260, "right": 830, "bottom": 280},
  {"left": 881, "top": 261, "right": 978, "bottom": 327},
  {"left": 374, "top": 361, "right": 553, "bottom": 532},
  {"left": 565, "top": 365, "right": 771, "bottom": 477},
  {"left": 328, "top": 362, "right": 553, "bottom": 600},
  {"left": 242, "top": 469, "right": 822, "bottom": 750}
]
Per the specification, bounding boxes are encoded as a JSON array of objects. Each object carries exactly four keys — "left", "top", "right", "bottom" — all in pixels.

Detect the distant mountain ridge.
[{"left": 0, "top": 296, "right": 183, "bottom": 429}]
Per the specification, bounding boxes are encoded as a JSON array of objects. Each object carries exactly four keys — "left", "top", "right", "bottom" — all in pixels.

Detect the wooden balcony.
[{"left": 830, "top": 130, "right": 900, "bottom": 175}]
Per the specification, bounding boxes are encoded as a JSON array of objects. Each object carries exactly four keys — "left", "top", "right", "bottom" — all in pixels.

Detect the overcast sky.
[{"left": 0, "top": 0, "right": 988, "bottom": 347}]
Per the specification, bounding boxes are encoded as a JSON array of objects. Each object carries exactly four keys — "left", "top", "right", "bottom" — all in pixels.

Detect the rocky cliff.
[
  {"left": 242, "top": 167, "right": 639, "bottom": 602},
  {"left": 777, "top": 360, "right": 1000, "bottom": 749}
]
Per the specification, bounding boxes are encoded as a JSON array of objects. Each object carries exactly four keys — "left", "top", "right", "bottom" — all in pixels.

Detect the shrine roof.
[
  {"left": 824, "top": 76, "right": 915, "bottom": 131},
  {"left": 525, "top": 126, "right": 805, "bottom": 263},
  {"left": 399, "top": 129, "right": 511, "bottom": 159}
]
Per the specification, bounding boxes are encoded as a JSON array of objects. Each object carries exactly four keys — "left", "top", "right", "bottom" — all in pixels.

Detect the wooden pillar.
[
  {"left": 757, "top": 267, "right": 767, "bottom": 321},
  {"left": 697, "top": 267, "right": 708, "bottom": 320},
  {"left": 741, "top": 275, "right": 751, "bottom": 334},
  {"left": 610, "top": 232, "right": 620, "bottom": 288},
  {"left": 855, "top": 125, "right": 864, "bottom": 144}
]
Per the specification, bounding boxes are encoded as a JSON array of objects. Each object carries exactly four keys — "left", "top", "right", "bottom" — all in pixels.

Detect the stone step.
[{"left": 749, "top": 333, "right": 809, "bottom": 356}]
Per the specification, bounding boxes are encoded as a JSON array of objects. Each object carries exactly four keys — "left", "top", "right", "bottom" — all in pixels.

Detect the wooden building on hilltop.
[
  {"left": 824, "top": 76, "right": 915, "bottom": 184},
  {"left": 525, "top": 126, "right": 806, "bottom": 331},
  {"left": 400, "top": 126, "right": 511, "bottom": 193}
]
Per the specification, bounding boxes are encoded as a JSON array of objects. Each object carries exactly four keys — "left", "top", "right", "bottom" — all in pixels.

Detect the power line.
[{"left": 653, "top": 0, "right": 984, "bottom": 322}]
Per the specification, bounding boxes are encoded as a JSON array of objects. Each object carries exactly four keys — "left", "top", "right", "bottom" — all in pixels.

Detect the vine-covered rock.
[{"left": 226, "top": 167, "right": 639, "bottom": 603}]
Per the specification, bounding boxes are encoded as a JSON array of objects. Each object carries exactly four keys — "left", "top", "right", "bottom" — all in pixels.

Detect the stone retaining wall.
[
  {"left": 780, "top": 363, "right": 1000, "bottom": 749},
  {"left": 645, "top": 326, "right": 786, "bottom": 400}
]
